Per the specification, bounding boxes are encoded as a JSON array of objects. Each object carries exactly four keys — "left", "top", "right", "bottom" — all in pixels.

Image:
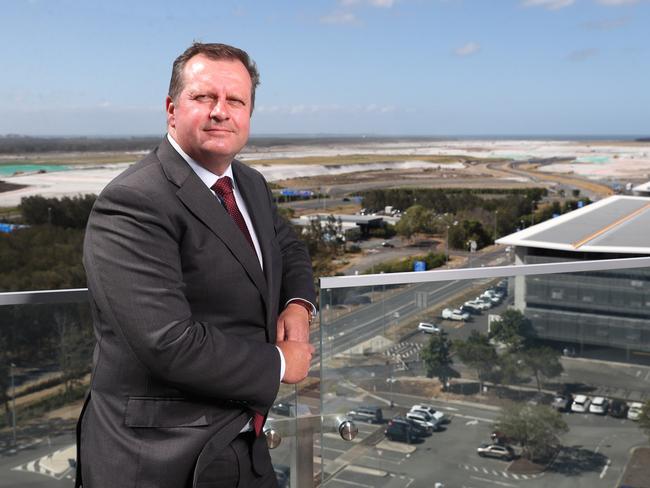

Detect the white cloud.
[
  {"left": 369, "top": 0, "right": 396, "bottom": 7},
  {"left": 320, "top": 10, "right": 358, "bottom": 24},
  {"left": 567, "top": 48, "right": 599, "bottom": 61},
  {"left": 596, "top": 0, "right": 639, "bottom": 5},
  {"left": 522, "top": 0, "right": 575, "bottom": 10},
  {"left": 454, "top": 42, "right": 481, "bottom": 57}
]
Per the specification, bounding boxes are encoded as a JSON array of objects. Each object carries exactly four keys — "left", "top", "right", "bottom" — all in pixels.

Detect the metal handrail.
[{"left": 320, "top": 255, "right": 650, "bottom": 288}]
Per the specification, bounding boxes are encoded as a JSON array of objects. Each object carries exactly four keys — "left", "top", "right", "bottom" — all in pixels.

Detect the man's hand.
[
  {"left": 277, "top": 340, "right": 315, "bottom": 384},
  {"left": 276, "top": 302, "right": 310, "bottom": 343}
]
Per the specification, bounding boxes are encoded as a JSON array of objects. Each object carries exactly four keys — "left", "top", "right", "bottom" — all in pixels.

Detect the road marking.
[
  {"left": 636, "top": 370, "right": 642, "bottom": 377},
  {"left": 469, "top": 476, "right": 517, "bottom": 487},
  {"left": 443, "top": 406, "right": 459, "bottom": 411},
  {"left": 511, "top": 474, "right": 519, "bottom": 480},
  {"left": 600, "top": 459, "right": 611, "bottom": 479},
  {"left": 492, "top": 470, "right": 499, "bottom": 476},
  {"left": 361, "top": 455, "right": 402, "bottom": 465},
  {"left": 645, "top": 370, "right": 650, "bottom": 382},
  {"left": 466, "top": 420, "right": 479, "bottom": 426},
  {"left": 482, "top": 467, "right": 489, "bottom": 474},
  {"left": 328, "top": 478, "right": 374, "bottom": 488},
  {"left": 12, "top": 445, "right": 76, "bottom": 481},
  {"left": 457, "top": 414, "right": 493, "bottom": 423}
]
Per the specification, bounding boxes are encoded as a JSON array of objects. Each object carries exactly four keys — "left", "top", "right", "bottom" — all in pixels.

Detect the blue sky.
[{"left": 1, "top": 0, "right": 648, "bottom": 136}]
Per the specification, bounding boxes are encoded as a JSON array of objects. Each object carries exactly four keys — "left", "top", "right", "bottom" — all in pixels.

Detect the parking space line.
[
  {"left": 469, "top": 476, "right": 517, "bottom": 487},
  {"left": 325, "top": 479, "right": 374, "bottom": 488}
]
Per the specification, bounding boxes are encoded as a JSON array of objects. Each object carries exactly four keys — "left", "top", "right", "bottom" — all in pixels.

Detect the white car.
[
  {"left": 628, "top": 402, "right": 644, "bottom": 421},
  {"left": 418, "top": 322, "right": 441, "bottom": 334},
  {"left": 410, "top": 404, "right": 448, "bottom": 424},
  {"left": 441, "top": 308, "right": 470, "bottom": 321},
  {"left": 405, "top": 411, "right": 439, "bottom": 431},
  {"left": 571, "top": 394, "right": 591, "bottom": 413},
  {"left": 465, "top": 299, "right": 491, "bottom": 311},
  {"left": 589, "top": 396, "right": 609, "bottom": 415}
]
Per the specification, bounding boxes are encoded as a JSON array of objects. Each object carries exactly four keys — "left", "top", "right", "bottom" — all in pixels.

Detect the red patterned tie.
[
  {"left": 212, "top": 176, "right": 254, "bottom": 250},
  {"left": 211, "top": 176, "right": 264, "bottom": 436}
]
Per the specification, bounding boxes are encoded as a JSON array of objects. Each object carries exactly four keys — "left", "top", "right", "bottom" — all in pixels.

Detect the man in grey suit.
[{"left": 76, "top": 42, "right": 316, "bottom": 488}]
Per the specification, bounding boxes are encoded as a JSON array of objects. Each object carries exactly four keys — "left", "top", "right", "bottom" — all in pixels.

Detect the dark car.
[
  {"left": 551, "top": 394, "right": 572, "bottom": 412},
  {"left": 609, "top": 399, "right": 629, "bottom": 418},
  {"left": 385, "top": 418, "right": 421, "bottom": 443},
  {"left": 347, "top": 406, "right": 383, "bottom": 424},
  {"left": 393, "top": 416, "right": 431, "bottom": 437},
  {"left": 274, "top": 464, "right": 290, "bottom": 488},
  {"left": 460, "top": 303, "right": 481, "bottom": 315},
  {"left": 270, "top": 402, "right": 294, "bottom": 416}
]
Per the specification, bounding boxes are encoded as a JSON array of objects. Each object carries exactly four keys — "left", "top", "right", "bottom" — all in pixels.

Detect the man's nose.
[{"left": 210, "top": 99, "right": 229, "bottom": 121}]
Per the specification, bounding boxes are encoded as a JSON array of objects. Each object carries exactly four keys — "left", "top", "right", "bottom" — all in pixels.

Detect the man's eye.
[
  {"left": 194, "top": 95, "right": 210, "bottom": 102},
  {"left": 228, "top": 99, "right": 245, "bottom": 106}
]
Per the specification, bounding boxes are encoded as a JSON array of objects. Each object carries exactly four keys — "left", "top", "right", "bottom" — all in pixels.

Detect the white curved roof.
[{"left": 496, "top": 195, "right": 650, "bottom": 254}]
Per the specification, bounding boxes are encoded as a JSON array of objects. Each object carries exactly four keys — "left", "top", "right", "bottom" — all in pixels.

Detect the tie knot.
[{"left": 212, "top": 176, "right": 233, "bottom": 197}]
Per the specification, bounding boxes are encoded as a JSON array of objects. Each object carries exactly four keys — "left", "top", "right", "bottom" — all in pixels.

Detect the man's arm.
[{"left": 265, "top": 181, "right": 317, "bottom": 344}]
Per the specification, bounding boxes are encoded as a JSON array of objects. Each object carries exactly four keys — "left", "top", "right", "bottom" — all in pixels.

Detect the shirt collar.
[{"left": 167, "top": 133, "right": 234, "bottom": 189}]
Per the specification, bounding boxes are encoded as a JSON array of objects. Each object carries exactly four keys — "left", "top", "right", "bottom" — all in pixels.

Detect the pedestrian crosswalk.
[
  {"left": 459, "top": 463, "right": 542, "bottom": 480},
  {"left": 385, "top": 341, "right": 423, "bottom": 361},
  {"left": 12, "top": 444, "right": 76, "bottom": 481}
]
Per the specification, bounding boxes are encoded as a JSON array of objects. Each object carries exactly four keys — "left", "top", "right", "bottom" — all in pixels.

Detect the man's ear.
[{"left": 165, "top": 96, "right": 176, "bottom": 128}]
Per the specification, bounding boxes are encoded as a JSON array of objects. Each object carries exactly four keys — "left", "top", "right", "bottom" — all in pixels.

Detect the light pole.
[
  {"left": 10, "top": 363, "right": 16, "bottom": 446},
  {"left": 494, "top": 210, "right": 499, "bottom": 243},
  {"left": 445, "top": 225, "right": 450, "bottom": 265}
]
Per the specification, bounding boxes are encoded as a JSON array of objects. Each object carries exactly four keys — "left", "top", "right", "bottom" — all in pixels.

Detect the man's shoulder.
[{"left": 232, "top": 159, "right": 265, "bottom": 180}]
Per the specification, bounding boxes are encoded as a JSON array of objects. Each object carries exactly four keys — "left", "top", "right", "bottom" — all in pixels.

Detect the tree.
[
  {"left": 488, "top": 309, "right": 534, "bottom": 352},
  {"left": 636, "top": 401, "right": 650, "bottom": 438},
  {"left": 421, "top": 330, "right": 458, "bottom": 389},
  {"left": 519, "top": 347, "right": 564, "bottom": 392},
  {"left": 494, "top": 403, "right": 568, "bottom": 461},
  {"left": 453, "top": 331, "right": 498, "bottom": 392},
  {"left": 395, "top": 205, "right": 435, "bottom": 240}
]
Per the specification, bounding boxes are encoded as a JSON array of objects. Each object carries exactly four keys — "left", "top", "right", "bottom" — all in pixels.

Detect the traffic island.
[{"left": 619, "top": 446, "right": 650, "bottom": 488}]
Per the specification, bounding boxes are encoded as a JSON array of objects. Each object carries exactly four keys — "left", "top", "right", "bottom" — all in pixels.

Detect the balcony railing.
[{"left": 2, "top": 255, "right": 650, "bottom": 487}]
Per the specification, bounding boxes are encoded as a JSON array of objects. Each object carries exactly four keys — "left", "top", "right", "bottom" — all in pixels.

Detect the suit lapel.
[
  {"left": 233, "top": 162, "right": 276, "bottom": 326},
  {"left": 157, "top": 139, "right": 269, "bottom": 305}
]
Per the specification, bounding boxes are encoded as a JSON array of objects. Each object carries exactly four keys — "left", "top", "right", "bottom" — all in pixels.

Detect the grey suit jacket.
[{"left": 76, "top": 137, "right": 316, "bottom": 488}]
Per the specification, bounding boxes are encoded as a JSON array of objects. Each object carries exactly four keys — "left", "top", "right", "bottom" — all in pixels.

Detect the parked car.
[
  {"left": 466, "top": 298, "right": 492, "bottom": 311},
  {"left": 270, "top": 402, "right": 294, "bottom": 416},
  {"left": 441, "top": 308, "right": 470, "bottom": 321},
  {"left": 385, "top": 418, "right": 420, "bottom": 443},
  {"left": 477, "top": 443, "right": 515, "bottom": 461},
  {"left": 627, "top": 402, "right": 644, "bottom": 421},
  {"left": 410, "top": 404, "right": 449, "bottom": 424},
  {"left": 347, "top": 406, "right": 383, "bottom": 424},
  {"left": 551, "top": 394, "right": 573, "bottom": 412},
  {"left": 459, "top": 304, "right": 481, "bottom": 315},
  {"left": 392, "top": 416, "right": 430, "bottom": 437},
  {"left": 589, "top": 396, "right": 609, "bottom": 415},
  {"left": 418, "top": 322, "right": 441, "bottom": 334},
  {"left": 405, "top": 411, "right": 439, "bottom": 432},
  {"left": 381, "top": 241, "right": 395, "bottom": 248},
  {"left": 274, "top": 464, "right": 290, "bottom": 488},
  {"left": 609, "top": 399, "right": 629, "bottom": 418},
  {"left": 571, "top": 394, "right": 591, "bottom": 413}
]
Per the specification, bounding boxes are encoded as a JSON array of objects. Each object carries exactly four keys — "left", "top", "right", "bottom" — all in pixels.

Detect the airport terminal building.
[{"left": 497, "top": 195, "right": 650, "bottom": 362}]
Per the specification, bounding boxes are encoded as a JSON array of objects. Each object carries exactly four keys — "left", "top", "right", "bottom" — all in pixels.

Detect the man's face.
[{"left": 166, "top": 55, "right": 252, "bottom": 173}]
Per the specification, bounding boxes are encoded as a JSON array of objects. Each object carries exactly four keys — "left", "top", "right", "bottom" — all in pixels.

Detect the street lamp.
[
  {"left": 10, "top": 363, "right": 16, "bottom": 446},
  {"left": 494, "top": 210, "right": 499, "bottom": 243}
]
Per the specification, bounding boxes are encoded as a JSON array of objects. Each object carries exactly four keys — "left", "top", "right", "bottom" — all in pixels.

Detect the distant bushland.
[{"left": 0, "top": 135, "right": 161, "bottom": 154}]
